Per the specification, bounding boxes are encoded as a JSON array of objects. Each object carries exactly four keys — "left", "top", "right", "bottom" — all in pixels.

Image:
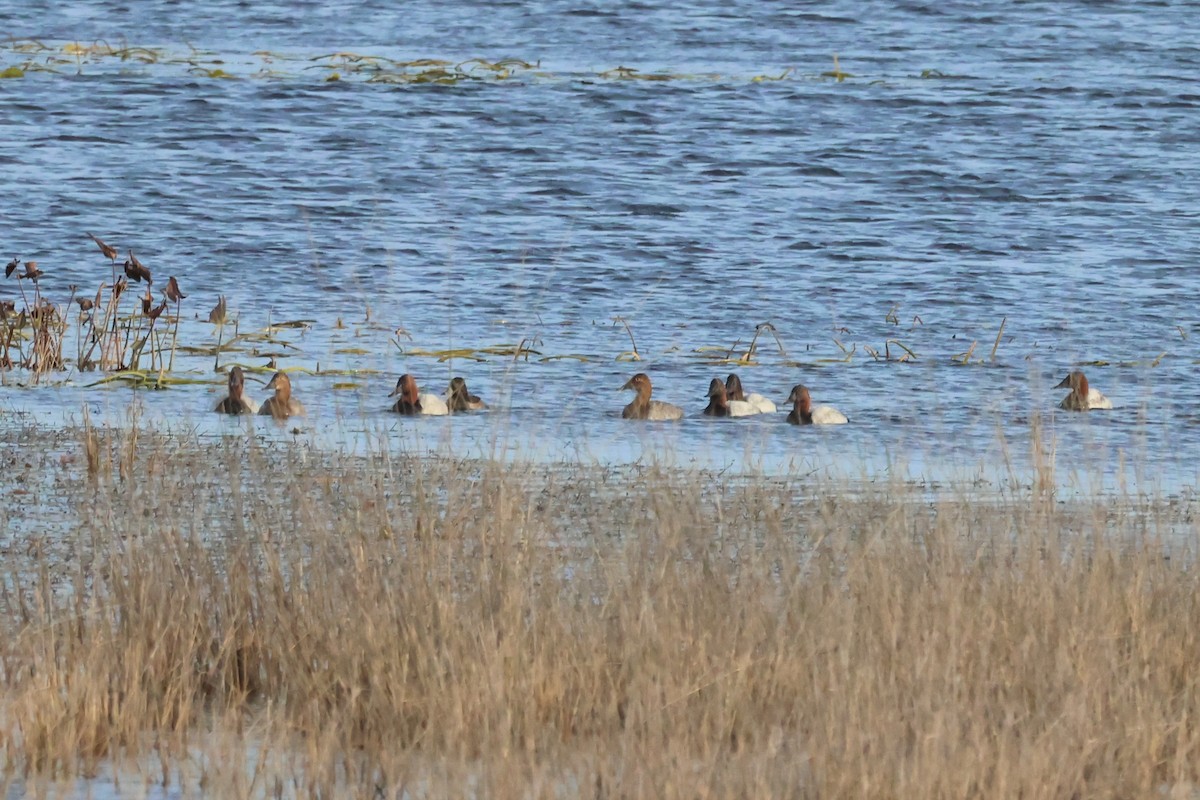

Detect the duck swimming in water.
[
  {"left": 703, "top": 377, "right": 760, "bottom": 418},
  {"left": 214, "top": 365, "right": 258, "bottom": 414},
  {"left": 1055, "top": 370, "right": 1113, "bottom": 410},
  {"left": 258, "top": 371, "right": 305, "bottom": 419},
  {"left": 621, "top": 373, "right": 684, "bottom": 421},
  {"left": 785, "top": 384, "right": 848, "bottom": 425},
  {"left": 446, "top": 376, "right": 487, "bottom": 412},
  {"left": 390, "top": 374, "right": 449, "bottom": 416},
  {"left": 725, "top": 373, "right": 776, "bottom": 414}
]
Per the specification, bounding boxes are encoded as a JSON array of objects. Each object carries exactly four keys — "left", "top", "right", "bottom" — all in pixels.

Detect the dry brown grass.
[{"left": 1, "top": 421, "right": 1199, "bottom": 798}]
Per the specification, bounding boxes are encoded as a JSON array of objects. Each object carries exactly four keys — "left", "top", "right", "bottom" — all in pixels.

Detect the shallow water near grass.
[{"left": 2, "top": 1, "right": 1200, "bottom": 495}]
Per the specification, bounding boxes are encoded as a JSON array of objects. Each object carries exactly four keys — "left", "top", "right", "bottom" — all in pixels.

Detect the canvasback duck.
[
  {"left": 214, "top": 365, "right": 258, "bottom": 414},
  {"left": 725, "top": 373, "right": 777, "bottom": 414},
  {"left": 1055, "top": 370, "right": 1113, "bottom": 411},
  {"left": 390, "top": 374, "right": 449, "bottom": 416},
  {"left": 446, "top": 376, "right": 487, "bottom": 412},
  {"left": 704, "top": 377, "right": 760, "bottom": 418},
  {"left": 258, "top": 371, "right": 306, "bottom": 419},
  {"left": 786, "top": 384, "right": 848, "bottom": 425},
  {"left": 621, "top": 373, "right": 684, "bottom": 421}
]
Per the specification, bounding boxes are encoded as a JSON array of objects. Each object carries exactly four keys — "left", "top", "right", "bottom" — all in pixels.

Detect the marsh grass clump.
[
  {"left": 1, "top": 422, "right": 1200, "bottom": 797},
  {"left": 1, "top": 261, "right": 68, "bottom": 378}
]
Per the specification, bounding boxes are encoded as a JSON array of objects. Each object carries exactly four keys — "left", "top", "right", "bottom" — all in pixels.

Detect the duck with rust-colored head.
[
  {"left": 447, "top": 376, "right": 487, "bottom": 412},
  {"left": 704, "top": 377, "right": 760, "bottom": 418},
  {"left": 621, "top": 373, "right": 684, "bottom": 421},
  {"left": 786, "top": 384, "right": 847, "bottom": 425},
  {"left": 725, "top": 373, "right": 776, "bottom": 414},
  {"left": 390, "top": 374, "right": 449, "bottom": 416},
  {"left": 1055, "top": 370, "right": 1112, "bottom": 411},
  {"left": 214, "top": 365, "right": 258, "bottom": 414},
  {"left": 258, "top": 371, "right": 305, "bottom": 419}
]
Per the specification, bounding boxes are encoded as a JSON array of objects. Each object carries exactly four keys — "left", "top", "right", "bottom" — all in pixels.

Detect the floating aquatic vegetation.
[
  {"left": 189, "top": 67, "right": 235, "bottom": 79},
  {"left": 882, "top": 339, "right": 918, "bottom": 362},
  {"left": 1, "top": 38, "right": 825, "bottom": 85},
  {"left": 265, "top": 319, "right": 314, "bottom": 331},
  {"left": 745, "top": 321, "right": 788, "bottom": 359},
  {"left": 821, "top": 54, "right": 853, "bottom": 82},
  {"left": 8, "top": 39, "right": 52, "bottom": 54},
  {"left": 706, "top": 354, "right": 757, "bottom": 367},
  {"left": 951, "top": 341, "right": 978, "bottom": 365},
  {"left": 751, "top": 68, "right": 794, "bottom": 83},
  {"left": 612, "top": 317, "right": 641, "bottom": 362},
  {"left": 538, "top": 354, "right": 591, "bottom": 363},
  {"left": 87, "top": 370, "right": 214, "bottom": 389},
  {"left": 598, "top": 66, "right": 706, "bottom": 82},
  {"left": 111, "top": 46, "right": 164, "bottom": 63},
  {"left": 690, "top": 322, "right": 789, "bottom": 367},
  {"left": 0, "top": 232, "right": 1154, "bottom": 402},
  {"left": 951, "top": 318, "right": 1008, "bottom": 366}
]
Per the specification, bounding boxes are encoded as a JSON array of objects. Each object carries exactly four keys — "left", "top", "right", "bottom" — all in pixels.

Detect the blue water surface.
[{"left": 1, "top": 0, "right": 1199, "bottom": 493}]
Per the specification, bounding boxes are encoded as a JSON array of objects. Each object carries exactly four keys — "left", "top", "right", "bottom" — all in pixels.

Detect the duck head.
[
  {"left": 725, "top": 373, "right": 746, "bottom": 402},
  {"left": 621, "top": 373, "right": 652, "bottom": 396},
  {"left": 265, "top": 371, "right": 292, "bottom": 400},
  {"left": 227, "top": 366, "right": 246, "bottom": 399},
  {"left": 704, "top": 377, "right": 731, "bottom": 416},
  {"left": 1054, "top": 370, "right": 1087, "bottom": 395},
  {"left": 390, "top": 374, "right": 421, "bottom": 404},
  {"left": 786, "top": 384, "right": 813, "bottom": 415}
]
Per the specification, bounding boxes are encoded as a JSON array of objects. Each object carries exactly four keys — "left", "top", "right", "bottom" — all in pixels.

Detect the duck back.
[
  {"left": 259, "top": 397, "right": 305, "bottom": 419},
  {"left": 645, "top": 400, "right": 685, "bottom": 421},
  {"left": 744, "top": 393, "right": 776, "bottom": 414},
  {"left": 810, "top": 405, "right": 848, "bottom": 425},
  {"left": 728, "top": 400, "right": 760, "bottom": 417},
  {"left": 419, "top": 393, "right": 450, "bottom": 416},
  {"left": 215, "top": 396, "right": 257, "bottom": 414}
]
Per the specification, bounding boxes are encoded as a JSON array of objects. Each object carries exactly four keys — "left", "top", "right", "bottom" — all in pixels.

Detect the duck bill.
[
  {"left": 264, "top": 373, "right": 280, "bottom": 391},
  {"left": 620, "top": 378, "right": 634, "bottom": 391},
  {"left": 389, "top": 384, "right": 401, "bottom": 397},
  {"left": 1053, "top": 376, "right": 1070, "bottom": 389}
]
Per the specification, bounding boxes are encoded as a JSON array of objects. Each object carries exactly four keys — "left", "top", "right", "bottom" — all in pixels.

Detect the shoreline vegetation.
[{"left": 2, "top": 420, "right": 1199, "bottom": 797}]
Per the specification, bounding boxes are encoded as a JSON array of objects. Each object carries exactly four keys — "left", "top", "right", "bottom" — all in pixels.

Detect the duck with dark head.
[
  {"left": 785, "top": 384, "right": 847, "bottom": 425},
  {"left": 1055, "top": 370, "right": 1113, "bottom": 411},
  {"left": 390, "top": 374, "right": 449, "bottom": 416},
  {"left": 725, "top": 373, "right": 776, "bottom": 414},
  {"left": 704, "top": 377, "right": 758, "bottom": 418},
  {"left": 214, "top": 365, "right": 258, "bottom": 414},
  {"left": 447, "top": 376, "right": 487, "bottom": 412}
]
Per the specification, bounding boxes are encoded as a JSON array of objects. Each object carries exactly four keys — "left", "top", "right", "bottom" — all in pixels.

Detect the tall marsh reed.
[{"left": 1, "top": 422, "right": 1198, "bottom": 798}]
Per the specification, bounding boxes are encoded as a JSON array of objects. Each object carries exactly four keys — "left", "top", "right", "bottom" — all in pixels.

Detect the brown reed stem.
[{"left": 990, "top": 316, "right": 1007, "bottom": 363}]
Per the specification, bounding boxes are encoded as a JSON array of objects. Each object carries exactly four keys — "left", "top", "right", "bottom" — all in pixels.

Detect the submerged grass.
[{"left": 1, "top": 421, "right": 1199, "bottom": 797}]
